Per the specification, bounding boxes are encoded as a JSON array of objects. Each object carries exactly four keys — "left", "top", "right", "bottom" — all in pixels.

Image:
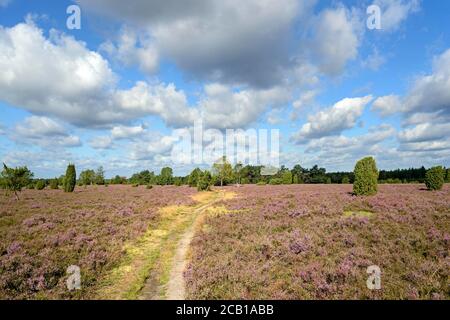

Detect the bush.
[
  {"left": 35, "top": 180, "right": 46, "bottom": 190},
  {"left": 425, "top": 166, "right": 445, "bottom": 191},
  {"left": 353, "top": 157, "right": 378, "bottom": 196},
  {"left": 197, "top": 171, "right": 212, "bottom": 191},
  {"left": 49, "top": 178, "right": 59, "bottom": 189},
  {"left": 342, "top": 176, "right": 350, "bottom": 184},
  {"left": 1, "top": 164, "right": 33, "bottom": 200},
  {"left": 146, "top": 184, "right": 153, "bottom": 189},
  {"left": 64, "top": 164, "right": 76, "bottom": 193},
  {"left": 256, "top": 181, "right": 267, "bottom": 186},
  {"left": 281, "top": 171, "right": 292, "bottom": 184},
  {"left": 269, "top": 178, "right": 283, "bottom": 185}
]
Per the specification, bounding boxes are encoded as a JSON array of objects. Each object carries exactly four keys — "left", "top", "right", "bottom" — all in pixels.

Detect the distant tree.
[
  {"left": 281, "top": 171, "right": 292, "bottom": 184},
  {"left": 197, "top": 170, "right": 212, "bottom": 191},
  {"left": 49, "top": 178, "right": 59, "bottom": 189},
  {"left": 95, "top": 166, "right": 105, "bottom": 185},
  {"left": 212, "top": 156, "right": 233, "bottom": 186},
  {"left": 111, "top": 175, "right": 126, "bottom": 185},
  {"left": 159, "top": 167, "right": 173, "bottom": 185},
  {"left": 234, "top": 162, "right": 243, "bottom": 184},
  {"left": 79, "top": 169, "right": 95, "bottom": 186},
  {"left": 35, "top": 180, "right": 46, "bottom": 190},
  {"left": 173, "top": 177, "right": 183, "bottom": 186},
  {"left": 64, "top": 164, "right": 76, "bottom": 193},
  {"left": 292, "top": 175, "right": 299, "bottom": 184},
  {"left": 446, "top": 168, "right": 450, "bottom": 183},
  {"left": 342, "top": 176, "right": 350, "bottom": 184},
  {"left": 353, "top": 157, "right": 379, "bottom": 196},
  {"left": 269, "top": 178, "right": 283, "bottom": 185},
  {"left": 188, "top": 168, "right": 202, "bottom": 187},
  {"left": 425, "top": 166, "right": 445, "bottom": 191},
  {"left": 1, "top": 163, "right": 33, "bottom": 200}
]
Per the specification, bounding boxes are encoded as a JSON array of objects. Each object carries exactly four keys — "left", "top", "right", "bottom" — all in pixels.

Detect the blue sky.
[{"left": 0, "top": 0, "right": 449, "bottom": 178}]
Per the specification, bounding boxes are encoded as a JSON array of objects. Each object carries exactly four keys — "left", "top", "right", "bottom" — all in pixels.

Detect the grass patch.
[{"left": 343, "top": 210, "right": 374, "bottom": 218}]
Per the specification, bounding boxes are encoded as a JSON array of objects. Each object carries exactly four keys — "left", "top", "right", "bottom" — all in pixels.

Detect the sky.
[{"left": 0, "top": 0, "right": 449, "bottom": 178}]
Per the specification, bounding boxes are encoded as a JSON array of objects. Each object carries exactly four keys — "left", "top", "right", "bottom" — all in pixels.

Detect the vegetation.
[
  {"left": 64, "top": 164, "right": 76, "bottom": 193},
  {"left": 212, "top": 156, "right": 233, "bottom": 186},
  {"left": 35, "top": 180, "right": 46, "bottom": 190},
  {"left": 425, "top": 166, "right": 445, "bottom": 191},
  {"left": 197, "top": 171, "right": 212, "bottom": 191},
  {"left": 353, "top": 157, "right": 379, "bottom": 196},
  {"left": 0, "top": 163, "right": 33, "bottom": 200},
  {"left": 49, "top": 178, "right": 59, "bottom": 190},
  {"left": 158, "top": 167, "right": 173, "bottom": 186}
]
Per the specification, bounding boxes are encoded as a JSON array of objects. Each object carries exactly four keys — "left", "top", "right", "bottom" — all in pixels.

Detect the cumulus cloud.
[
  {"left": 372, "top": 95, "right": 402, "bottom": 116},
  {"left": 12, "top": 116, "right": 81, "bottom": 148},
  {"left": 89, "top": 136, "right": 114, "bottom": 150},
  {"left": 291, "top": 95, "right": 373, "bottom": 143},
  {"left": 374, "top": 0, "right": 421, "bottom": 31},
  {"left": 311, "top": 6, "right": 360, "bottom": 76},
  {"left": 111, "top": 125, "right": 145, "bottom": 140}
]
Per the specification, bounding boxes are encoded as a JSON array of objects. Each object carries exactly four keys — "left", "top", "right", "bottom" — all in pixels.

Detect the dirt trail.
[{"left": 140, "top": 191, "right": 225, "bottom": 300}]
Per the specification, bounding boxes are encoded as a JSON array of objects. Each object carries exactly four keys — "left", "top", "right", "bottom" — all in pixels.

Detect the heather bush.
[
  {"left": 35, "top": 180, "right": 46, "bottom": 190},
  {"left": 425, "top": 166, "right": 445, "bottom": 191},
  {"left": 353, "top": 157, "right": 378, "bottom": 196},
  {"left": 64, "top": 164, "right": 76, "bottom": 193}
]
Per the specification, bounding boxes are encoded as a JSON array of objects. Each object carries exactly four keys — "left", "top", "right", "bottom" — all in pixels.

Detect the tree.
[
  {"left": 64, "top": 164, "right": 76, "bottom": 193},
  {"left": 293, "top": 175, "right": 299, "bottom": 184},
  {"left": 197, "top": 170, "right": 212, "bottom": 191},
  {"left": 188, "top": 168, "right": 202, "bottom": 187},
  {"left": 159, "top": 167, "right": 173, "bottom": 185},
  {"left": 35, "top": 180, "right": 46, "bottom": 190},
  {"left": 342, "top": 176, "right": 350, "bottom": 184},
  {"left": 79, "top": 169, "right": 95, "bottom": 186},
  {"left": 50, "top": 178, "right": 59, "bottom": 189},
  {"left": 425, "top": 166, "right": 445, "bottom": 191},
  {"left": 212, "top": 156, "right": 233, "bottom": 186},
  {"left": 446, "top": 168, "right": 450, "bottom": 183},
  {"left": 95, "top": 166, "right": 105, "bottom": 185},
  {"left": 1, "top": 163, "right": 33, "bottom": 200},
  {"left": 281, "top": 171, "right": 292, "bottom": 184},
  {"left": 353, "top": 157, "right": 379, "bottom": 196},
  {"left": 234, "top": 162, "right": 243, "bottom": 184}
]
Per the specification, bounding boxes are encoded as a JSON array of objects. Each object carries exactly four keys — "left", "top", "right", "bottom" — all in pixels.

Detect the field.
[{"left": 1, "top": 184, "right": 449, "bottom": 300}]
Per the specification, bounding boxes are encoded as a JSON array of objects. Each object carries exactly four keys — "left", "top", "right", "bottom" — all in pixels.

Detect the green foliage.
[
  {"left": 256, "top": 181, "right": 267, "bottom": 186},
  {"left": 64, "top": 164, "right": 76, "bottom": 193},
  {"left": 353, "top": 157, "right": 379, "bottom": 196},
  {"left": 341, "top": 176, "right": 350, "bottom": 184},
  {"left": 445, "top": 169, "right": 450, "bottom": 183},
  {"left": 269, "top": 178, "right": 283, "bottom": 185},
  {"left": 129, "top": 170, "right": 155, "bottom": 185},
  {"left": 1, "top": 163, "right": 33, "bottom": 199},
  {"left": 111, "top": 175, "right": 126, "bottom": 185},
  {"left": 79, "top": 169, "right": 95, "bottom": 186},
  {"left": 146, "top": 184, "right": 153, "bottom": 190},
  {"left": 173, "top": 177, "right": 183, "bottom": 186},
  {"left": 158, "top": 167, "right": 173, "bottom": 185},
  {"left": 212, "top": 156, "right": 233, "bottom": 186},
  {"left": 281, "top": 171, "right": 292, "bottom": 184},
  {"left": 95, "top": 166, "right": 105, "bottom": 185},
  {"left": 35, "top": 180, "right": 46, "bottom": 190},
  {"left": 234, "top": 163, "right": 243, "bottom": 184},
  {"left": 188, "top": 168, "right": 202, "bottom": 187},
  {"left": 197, "top": 171, "right": 212, "bottom": 191},
  {"left": 292, "top": 175, "right": 299, "bottom": 184},
  {"left": 425, "top": 166, "right": 445, "bottom": 191},
  {"left": 49, "top": 178, "right": 59, "bottom": 190}
]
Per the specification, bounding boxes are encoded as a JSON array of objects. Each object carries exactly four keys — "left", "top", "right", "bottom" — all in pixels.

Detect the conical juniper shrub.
[
  {"left": 425, "top": 166, "right": 445, "bottom": 191},
  {"left": 64, "top": 164, "right": 76, "bottom": 193},
  {"left": 353, "top": 157, "right": 379, "bottom": 196}
]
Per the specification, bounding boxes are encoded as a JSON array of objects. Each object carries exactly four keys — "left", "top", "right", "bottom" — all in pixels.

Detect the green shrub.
[
  {"left": 49, "top": 178, "right": 59, "bottom": 189},
  {"left": 425, "top": 166, "right": 445, "bottom": 191},
  {"left": 353, "top": 157, "right": 379, "bottom": 196},
  {"left": 269, "top": 178, "right": 283, "bottom": 185},
  {"left": 26, "top": 183, "right": 35, "bottom": 190},
  {"left": 35, "top": 180, "right": 46, "bottom": 190},
  {"left": 146, "top": 184, "right": 153, "bottom": 189},
  {"left": 342, "top": 176, "right": 350, "bottom": 184},
  {"left": 292, "top": 175, "right": 299, "bottom": 184},
  {"left": 64, "top": 164, "right": 76, "bottom": 193},
  {"left": 132, "top": 183, "right": 139, "bottom": 188},
  {"left": 256, "top": 181, "right": 267, "bottom": 186},
  {"left": 197, "top": 171, "right": 212, "bottom": 191},
  {"left": 281, "top": 171, "right": 292, "bottom": 184}
]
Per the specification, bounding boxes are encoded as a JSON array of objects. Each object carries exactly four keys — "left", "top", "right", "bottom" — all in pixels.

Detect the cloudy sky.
[{"left": 0, "top": 0, "right": 449, "bottom": 178}]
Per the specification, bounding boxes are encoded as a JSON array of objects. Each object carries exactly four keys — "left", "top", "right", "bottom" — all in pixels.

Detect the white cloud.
[
  {"left": 111, "top": 125, "right": 145, "bottom": 140},
  {"left": 312, "top": 6, "right": 360, "bottom": 76},
  {"left": 12, "top": 116, "right": 81, "bottom": 148},
  {"left": 398, "top": 123, "right": 450, "bottom": 143},
  {"left": 89, "top": 136, "right": 114, "bottom": 150},
  {"left": 372, "top": 95, "right": 402, "bottom": 116},
  {"left": 374, "top": 0, "right": 421, "bottom": 31},
  {"left": 362, "top": 48, "right": 387, "bottom": 71},
  {"left": 292, "top": 95, "right": 373, "bottom": 143}
]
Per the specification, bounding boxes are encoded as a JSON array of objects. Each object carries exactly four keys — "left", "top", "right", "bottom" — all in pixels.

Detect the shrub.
[
  {"left": 49, "top": 178, "right": 59, "bottom": 189},
  {"left": 269, "top": 178, "right": 283, "bottom": 185},
  {"left": 35, "top": 180, "right": 46, "bottom": 190},
  {"left": 146, "top": 184, "right": 153, "bottom": 189},
  {"left": 132, "top": 183, "right": 139, "bottom": 188},
  {"left": 64, "top": 164, "right": 76, "bottom": 193},
  {"left": 256, "top": 181, "right": 267, "bottom": 186},
  {"left": 353, "top": 157, "right": 378, "bottom": 196},
  {"left": 425, "top": 166, "right": 445, "bottom": 191},
  {"left": 342, "top": 176, "right": 350, "bottom": 184},
  {"left": 197, "top": 171, "right": 212, "bottom": 191},
  {"left": 292, "top": 175, "right": 299, "bottom": 184},
  {"left": 1, "top": 164, "right": 33, "bottom": 200},
  {"left": 281, "top": 171, "right": 292, "bottom": 184}
]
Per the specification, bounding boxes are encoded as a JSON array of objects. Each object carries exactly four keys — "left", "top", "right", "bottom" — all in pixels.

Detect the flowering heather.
[
  {"left": 186, "top": 184, "right": 450, "bottom": 299},
  {"left": 0, "top": 185, "right": 196, "bottom": 299}
]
